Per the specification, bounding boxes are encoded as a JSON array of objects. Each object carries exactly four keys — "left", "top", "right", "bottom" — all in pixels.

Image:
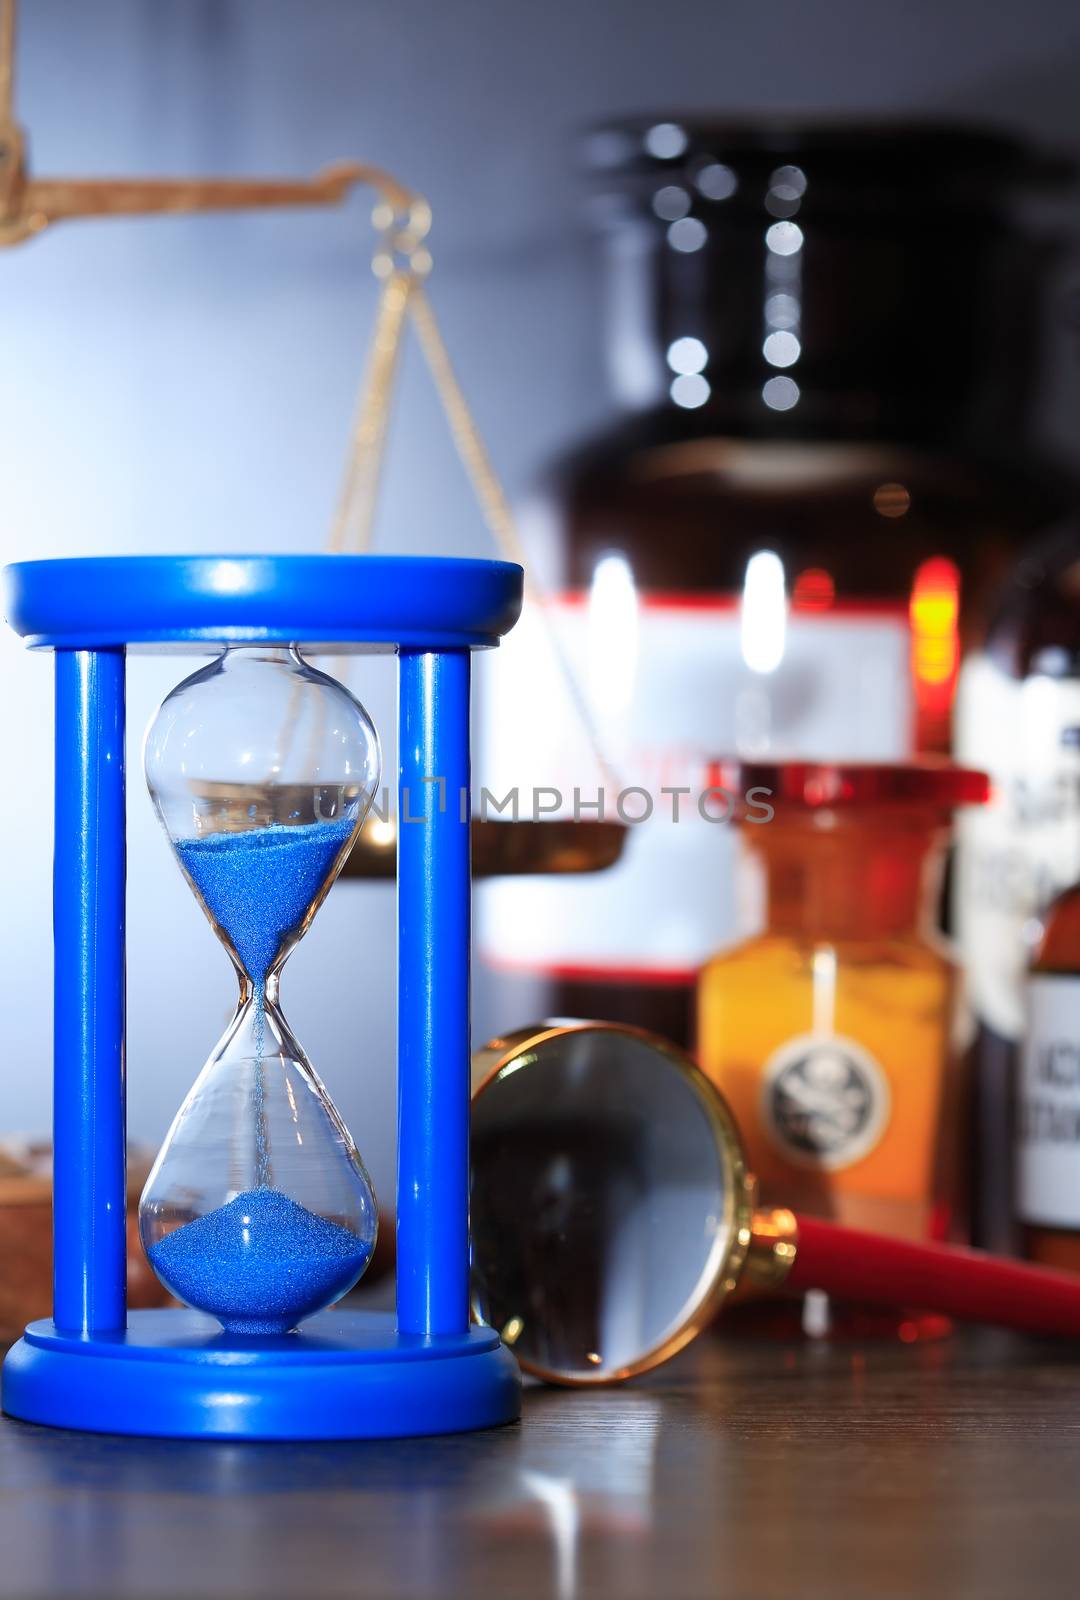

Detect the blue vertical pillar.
[
  {"left": 53, "top": 649, "right": 127, "bottom": 1333},
  {"left": 397, "top": 649, "right": 471, "bottom": 1336}
]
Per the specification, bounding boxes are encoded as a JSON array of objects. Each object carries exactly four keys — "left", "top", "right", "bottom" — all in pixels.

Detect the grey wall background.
[{"left": 3, "top": 0, "right": 1080, "bottom": 1201}]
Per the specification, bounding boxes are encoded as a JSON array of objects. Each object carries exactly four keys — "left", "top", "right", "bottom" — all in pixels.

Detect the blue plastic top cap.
[{"left": 2, "top": 554, "right": 524, "bottom": 652}]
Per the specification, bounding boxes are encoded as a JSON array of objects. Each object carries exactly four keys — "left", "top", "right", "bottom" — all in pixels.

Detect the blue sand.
[
  {"left": 148, "top": 1189, "right": 371, "bottom": 1335},
  {"left": 176, "top": 818, "right": 355, "bottom": 983},
  {"left": 174, "top": 818, "right": 355, "bottom": 1194}
]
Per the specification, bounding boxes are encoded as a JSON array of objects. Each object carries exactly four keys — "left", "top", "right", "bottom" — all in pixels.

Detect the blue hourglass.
[{"left": 0, "top": 554, "right": 523, "bottom": 1440}]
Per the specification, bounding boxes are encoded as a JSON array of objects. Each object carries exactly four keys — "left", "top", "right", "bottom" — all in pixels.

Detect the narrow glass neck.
[
  {"left": 220, "top": 644, "right": 299, "bottom": 667},
  {"left": 742, "top": 818, "right": 946, "bottom": 941},
  {"left": 238, "top": 969, "right": 282, "bottom": 1007}
]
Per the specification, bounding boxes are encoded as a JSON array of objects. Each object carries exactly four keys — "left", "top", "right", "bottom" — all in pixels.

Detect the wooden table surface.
[{"left": 1, "top": 1326, "right": 1079, "bottom": 1600}]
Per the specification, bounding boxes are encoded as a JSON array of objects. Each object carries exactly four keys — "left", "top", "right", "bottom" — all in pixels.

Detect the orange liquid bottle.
[{"left": 697, "top": 762, "right": 988, "bottom": 1330}]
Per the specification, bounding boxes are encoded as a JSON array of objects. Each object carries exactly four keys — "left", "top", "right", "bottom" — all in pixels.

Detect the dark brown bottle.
[
  {"left": 480, "top": 118, "right": 1076, "bottom": 1052},
  {"left": 1018, "top": 867, "right": 1080, "bottom": 1273},
  {"left": 957, "top": 524, "right": 1080, "bottom": 1250}
]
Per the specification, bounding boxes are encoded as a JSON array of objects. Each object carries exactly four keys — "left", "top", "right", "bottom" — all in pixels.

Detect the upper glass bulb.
[
  {"left": 140, "top": 645, "right": 381, "bottom": 1335},
  {"left": 144, "top": 644, "right": 380, "bottom": 979}
]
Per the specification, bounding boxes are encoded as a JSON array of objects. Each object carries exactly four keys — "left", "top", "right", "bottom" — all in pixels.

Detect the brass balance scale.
[{"left": 0, "top": 0, "right": 624, "bottom": 881}]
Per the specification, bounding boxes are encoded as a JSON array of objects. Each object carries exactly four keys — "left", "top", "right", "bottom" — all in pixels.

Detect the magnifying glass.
[{"left": 470, "top": 1021, "right": 1080, "bottom": 1385}]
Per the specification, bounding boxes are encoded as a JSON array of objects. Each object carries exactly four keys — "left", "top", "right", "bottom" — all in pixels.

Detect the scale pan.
[{"left": 339, "top": 819, "right": 627, "bottom": 880}]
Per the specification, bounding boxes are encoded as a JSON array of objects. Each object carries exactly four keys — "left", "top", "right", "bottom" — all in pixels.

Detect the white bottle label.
[
  {"left": 1018, "top": 973, "right": 1080, "bottom": 1228},
  {"left": 955, "top": 656, "right": 1080, "bottom": 1040},
  {"left": 761, "top": 1033, "right": 891, "bottom": 1171},
  {"left": 478, "top": 591, "right": 912, "bottom": 977}
]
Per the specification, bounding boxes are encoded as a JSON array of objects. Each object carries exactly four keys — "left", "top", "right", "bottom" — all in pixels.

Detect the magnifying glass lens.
[{"left": 470, "top": 1027, "right": 737, "bottom": 1383}]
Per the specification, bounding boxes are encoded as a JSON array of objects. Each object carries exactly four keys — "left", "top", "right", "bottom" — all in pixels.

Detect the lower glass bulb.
[{"left": 140, "top": 997, "right": 378, "bottom": 1335}]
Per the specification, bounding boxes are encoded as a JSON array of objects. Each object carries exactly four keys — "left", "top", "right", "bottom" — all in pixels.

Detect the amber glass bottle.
[
  {"left": 697, "top": 763, "right": 987, "bottom": 1242},
  {"left": 480, "top": 119, "right": 1074, "bottom": 1052},
  {"left": 1019, "top": 872, "right": 1080, "bottom": 1272}
]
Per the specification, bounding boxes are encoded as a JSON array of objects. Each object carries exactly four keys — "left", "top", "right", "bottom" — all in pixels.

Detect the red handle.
[{"left": 787, "top": 1214, "right": 1080, "bottom": 1338}]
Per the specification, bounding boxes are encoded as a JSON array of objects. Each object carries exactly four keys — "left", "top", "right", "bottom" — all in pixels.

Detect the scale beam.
[{"left": 0, "top": 0, "right": 424, "bottom": 247}]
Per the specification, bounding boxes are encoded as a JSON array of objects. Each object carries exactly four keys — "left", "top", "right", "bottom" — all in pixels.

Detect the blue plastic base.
[{"left": 1, "top": 1309, "right": 521, "bottom": 1440}]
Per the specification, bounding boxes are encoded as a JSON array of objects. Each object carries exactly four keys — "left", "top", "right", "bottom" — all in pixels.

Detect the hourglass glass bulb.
[
  {"left": 140, "top": 645, "right": 381, "bottom": 1335},
  {"left": 144, "top": 645, "right": 380, "bottom": 972}
]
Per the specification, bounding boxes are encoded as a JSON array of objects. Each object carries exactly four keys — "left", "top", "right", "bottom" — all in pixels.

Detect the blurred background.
[{"left": 4, "top": 0, "right": 1080, "bottom": 1220}]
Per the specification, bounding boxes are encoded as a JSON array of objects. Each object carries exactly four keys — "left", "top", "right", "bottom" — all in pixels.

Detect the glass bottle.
[
  {"left": 139, "top": 645, "right": 382, "bottom": 1335},
  {"left": 955, "top": 523, "right": 1080, "bottom": 1249},
  {"left": 479, "top": 117, "right": 1075, "bottom": 1053},
  {"left": 697, "top": 762, "right": 987, "bottom": 1248},
  {"left": 1018, "top": 846, "right": 1080, "bottom": 1272}
]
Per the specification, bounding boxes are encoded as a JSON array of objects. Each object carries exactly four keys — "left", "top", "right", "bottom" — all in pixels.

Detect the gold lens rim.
[{"left": 470, "top": 1019, "right": 757, "bottom": 1386}]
